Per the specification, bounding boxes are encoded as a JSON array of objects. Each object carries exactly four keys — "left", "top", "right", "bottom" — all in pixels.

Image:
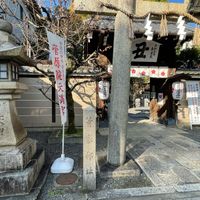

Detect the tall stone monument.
[
  {"left": 74, "top": 0, "right": 135, "bottom": 166},
  {"left": 107, "top": 0, "right": 135, "bottom": 165},
  {"left": 0, "top": 19, "right": 45, "bottom": 197}
]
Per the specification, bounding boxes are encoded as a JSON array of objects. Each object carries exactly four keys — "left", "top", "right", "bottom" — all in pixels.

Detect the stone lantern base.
[
  {"left": 0, "top": 82, "right": 45, "bottom": 197},
  {"left": 0, "top": 138, "right": 36, "bottom": 171},
  {"left": 0, "top": 120, "right": 45, "bottom": 197},
  {"left": 0, "top": 147, "right": 45, "bottom": 197},
  {"left": 0, "top": 19, "right": 45, "bottom": 197},
  {"left": 0, "top": 123, "right": 45, "bottom": 197}
]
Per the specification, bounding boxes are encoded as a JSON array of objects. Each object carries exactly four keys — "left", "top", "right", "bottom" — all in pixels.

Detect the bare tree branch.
[
  {"left": 38, "top": 88, "right": 59, "bottom": 105},
  {"left": 70, "top": 79, "right": 95, "bottom": 92}
]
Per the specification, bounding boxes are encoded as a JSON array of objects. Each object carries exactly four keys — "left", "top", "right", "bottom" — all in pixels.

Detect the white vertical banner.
[
  {"left": 172, "top": 82, "right": 184, "bottom": 100},
  {"left": 47, "top": 31, "right": 67, "bottom": 125},
  {"left": 186, "top": 81, "right": 200, "bottom": 128}
]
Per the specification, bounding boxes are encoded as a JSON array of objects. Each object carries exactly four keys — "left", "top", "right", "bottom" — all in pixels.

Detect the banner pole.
[
  {"left": 62, "top": 123, "right": 65, "bottom": 157},
  {"left": 47, "top": 30, "right": 74, "bottom": 173}
]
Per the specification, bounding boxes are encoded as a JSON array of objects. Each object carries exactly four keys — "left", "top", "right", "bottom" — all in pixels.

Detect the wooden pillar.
[{"left": 107, "top": 0, "right": 135, "bottom": 165}]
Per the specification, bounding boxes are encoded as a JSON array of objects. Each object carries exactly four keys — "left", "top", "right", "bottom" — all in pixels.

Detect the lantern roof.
[
  {"left": 0, "top": 19, "right": 35, "bottom": 66},
  {"left": 0, "top": 46, "right": 36, "bottom": 66}
]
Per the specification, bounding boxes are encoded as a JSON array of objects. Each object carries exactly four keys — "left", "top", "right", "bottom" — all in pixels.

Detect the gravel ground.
[
  {"left": 27, "top": 126, "right": 151, "bottom": 200},
  {"left": 97, "top": 174, "right": 152, "bottom": 190}
]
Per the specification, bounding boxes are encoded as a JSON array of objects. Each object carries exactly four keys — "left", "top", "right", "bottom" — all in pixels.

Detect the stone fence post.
[{"left": 83, "top": 106, "right": 96, "bottom": 190}]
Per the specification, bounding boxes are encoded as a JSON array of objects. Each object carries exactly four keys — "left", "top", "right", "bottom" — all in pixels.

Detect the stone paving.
[
  {"left": 3, "top": 108, "right": 200, "bottom": 199},
  {"left": 126, "top": 121, "right": 200, "bottom": 187}
]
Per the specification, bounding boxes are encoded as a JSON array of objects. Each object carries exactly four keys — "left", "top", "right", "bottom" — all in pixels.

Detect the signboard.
[
  {"left": 98, "top": 80, "right": 110, "bottom": 100},
  {"left": 130, "top": 66, "right": 170, "bottom": 78},
  {"left": 186, "top": 81, "right": 200, "bottom": 128},
  {"left": 172, "top": 82, "right": 184, "bottom": 100},
  {"left": 132, "top": 38, "right": 161, "bottom": 63},
  {"left": 47, "top": 31, "right": 67, "bottom": 125}
]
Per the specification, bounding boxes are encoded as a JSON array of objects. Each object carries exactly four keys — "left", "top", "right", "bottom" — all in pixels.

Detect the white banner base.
[{"left": 51, "top": 154, "right": 74, "bottom": 174}]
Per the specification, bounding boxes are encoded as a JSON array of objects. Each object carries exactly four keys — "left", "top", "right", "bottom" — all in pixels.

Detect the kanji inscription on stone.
[
  {"left": 83, "top": 106, "right": 96, "bottom": 190},
  {"left": 0, "top": 101, "right": 7, "bottom": 136}
]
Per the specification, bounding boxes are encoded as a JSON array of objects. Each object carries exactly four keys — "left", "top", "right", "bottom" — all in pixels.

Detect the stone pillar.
[
  {"left": 108, "top": 0, "right": 135, "bottom": 166},
  {"left": 176, "top": 82, "right": 190, "bottom": 129},
  {"left": 83, "top": 106, "right": 96, "bottom": 190},
  {"left": 0, "top": 83, "right": 27, "bottom": 146}
]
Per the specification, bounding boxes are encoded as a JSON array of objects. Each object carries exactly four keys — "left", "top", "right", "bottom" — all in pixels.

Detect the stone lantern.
[
  {"left": 0, "top": 19, "right": 44, "bottom": 197},
  {"left": 0, "top": 62, "right": 27, "bottom": 145}
]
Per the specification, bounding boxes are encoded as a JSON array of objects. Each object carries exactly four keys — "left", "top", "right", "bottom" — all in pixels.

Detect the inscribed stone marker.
[{"left": 83, "top": 106, "right": 96, "bottom": 190}]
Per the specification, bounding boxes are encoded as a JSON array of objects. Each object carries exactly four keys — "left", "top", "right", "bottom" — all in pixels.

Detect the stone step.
[
  {"left": 87, "top": 186, "right": 176, "bottom": 200},
  {"left": 87, "top": 185, "right": 200, "bottom": 200},
  {"left": 0, "top": 138, "right": 37, "bottom": 172},
  {"left": 97, "top": 149, "right": 141, "bottom": 178},
  {"left": 0, "top": 149, "right": 45, "bottom": 197}
]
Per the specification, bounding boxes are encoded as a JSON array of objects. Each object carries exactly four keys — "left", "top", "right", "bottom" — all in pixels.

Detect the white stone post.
[{"left": 83, "top": 106, "right": 96, "bottom": 190}]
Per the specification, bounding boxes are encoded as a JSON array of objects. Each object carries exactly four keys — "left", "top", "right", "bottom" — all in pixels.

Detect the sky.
[
  {"left": 168, "top": 0, "right": 184, "bottom": 3},
  {"left": 37, "top": 0, "right": 72, "bottom": 8},
  {"left": 37, "top": 0, "right": 185, "bottom": 8},
  {"left": 37, "top": 0, "right": 186, "bottom": 8}
]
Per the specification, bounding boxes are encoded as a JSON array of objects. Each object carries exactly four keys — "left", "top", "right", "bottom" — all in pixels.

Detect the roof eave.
[{"left": 0, "top": 46, "right": 36, "bottom": 66}]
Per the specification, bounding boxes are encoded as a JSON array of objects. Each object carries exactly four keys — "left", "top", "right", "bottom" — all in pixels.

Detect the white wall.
[{"left": 16, "top": 77, "right": 97, "bottom": 128}]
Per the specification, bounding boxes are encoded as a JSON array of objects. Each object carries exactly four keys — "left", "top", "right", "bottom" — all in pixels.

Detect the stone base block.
[
  {"left": 0, "top": 138, "right": 37, "bottom": 171},
  {"left": 177, "top": 106, "right": 190, "bottom": 129},
  {"left": 0, "top": 149, "right": 45, "bottom": 197},
  {"left": 100, "top": 159, "right": 141, "bottom": 178}
]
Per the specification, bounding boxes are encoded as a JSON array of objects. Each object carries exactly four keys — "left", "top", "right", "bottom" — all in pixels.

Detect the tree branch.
[
  {"left": 38, "top": 88, "right": 59, "bottom": 105},
  {"left": 33, "top": 64, "right": 52, "bottom": 78},
  {"left": 70, "top": 80, "right": 95, "bottom": 92}
]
